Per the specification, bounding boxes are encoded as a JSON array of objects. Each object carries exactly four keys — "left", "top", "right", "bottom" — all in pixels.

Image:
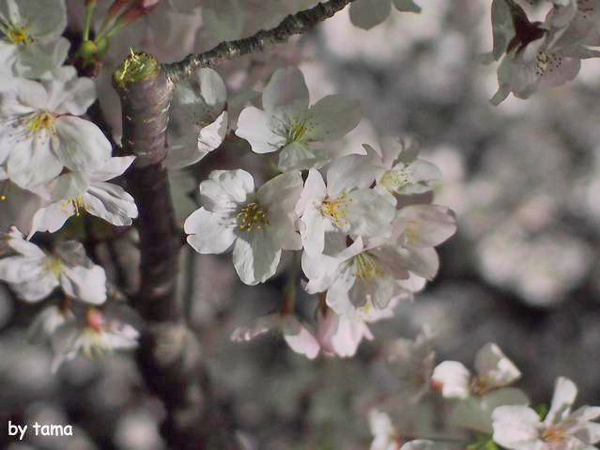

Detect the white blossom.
[
  {"left": 0, "top": 167, "right": 43, "bottom": 235},
  {"left": 236, "top": 66, "right": 361, "bottom": 171},
  {"left": 432, "top": 343, "right": 521, "bottom": 400},
  {"left": 296, "top": 153, "right": 396, "bottom": 257},
  {"left": 0, "top": 228, "right": 106, "bottom": 304},
  {"left": 185, "top": 169, "right": 303, "bottom": 285},
  {"left": 28, "top": 156, "right": 138, "bottom": 236},
  {"left": 490, "top": 0, "right": 600, "bottom": 104},
  {"left": 366, "top": 137, "right": 441, "bottom": 204},
  {"left": 492, "top": 377, "right": 600, "bottom": 450},
  {"left": 0, "top": 72, "right": 111, "bottom": 190},
  {"left": 50, "top": 308, "right": 139, "bottom": 372},
  {"left": 0, "top": 0, "right": 69, "bottom": 79}
]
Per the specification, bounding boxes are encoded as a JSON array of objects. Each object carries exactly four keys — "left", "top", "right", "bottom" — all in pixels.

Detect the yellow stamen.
[
  {"left": 354, "top": 252, "right": 383, "bottom": 281},
  {"left": 7, "top": 26, "right": 32, "bottom": 45},
  {"left": 320, "top": 194, "right": 351, "bottom": 227},
  {"left": 380, "top": 165, "right": 413, "bottom": 193},
  {"left": 236, "top": 202, "right": 269, "bottom": 232},
  {"left": 23, "top": 111, "right": 57, "bottom": 137},
  {"left": 61, "top": 196, "right": 90, "bottom": 216},
  {"left": 542, "top": 426, "right": 567, "bottom": 443},
  {"left": 45, "top": 257, "right": 62, "bottom": 279},
  {"left": 287, "top": 120, "right": 309, "bottom": 143}
]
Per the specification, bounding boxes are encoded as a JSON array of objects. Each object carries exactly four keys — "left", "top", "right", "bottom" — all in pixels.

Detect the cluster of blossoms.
[
  {"left": 487, "top": 0, "right": 600, "bottom": 104},
  {"left": 184, "top": 66, "right": 457, "bottom": 358},
  {"left": 0, "top": 0, "right": 143, "bottom": 368},
  {"left": 368, "top": 340, "right": 600, "bottom": 450}
]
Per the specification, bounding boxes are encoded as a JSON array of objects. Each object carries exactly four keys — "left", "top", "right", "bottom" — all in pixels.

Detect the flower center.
[
  {"left": 6, "top": 26, "right": 32, "bottom": 45},
  {"left": 380, "top": 164, "right": 413, "bottom": 193},
  {"left": 60, "top": 196, "right": 90, "bottom": 217},
  {"left": 542, "top": 426, "right": 567, "bottom": 443},
  {"left": 470, "top": 375, "right": 491, "bottom": 395},
  {"left": 0, "top": 182, "right": 8, "bottom": 201},
  {"left": 287, "top": 120, "right": 309, "bottom": 143},
  {"left": 354, "top": 252, "right": 383, "bottom": 281},
  {"left": 24, "top": 111, "right": 57, "bottom": 137},
  {"left": 320, "top": 194, "right": 351, "bottom": 227},
  {"left": 236, "top": 202, "right": 269, "bottom": 232},
  {"left": 44, "top": 257, "right": 62, "bottom": 279}
]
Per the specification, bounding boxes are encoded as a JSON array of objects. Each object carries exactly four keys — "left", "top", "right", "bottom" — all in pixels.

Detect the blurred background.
[{"left": 2, "top": 0, "right": 600, "bottom": 448}]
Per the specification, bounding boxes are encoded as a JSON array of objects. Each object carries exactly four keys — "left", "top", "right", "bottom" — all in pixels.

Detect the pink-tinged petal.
[
  {"left": 492, "top": 405, "right": 541, "bottom": 450},
  {"left": 283, "top": 324, "right": 320, "bottom": 360}
]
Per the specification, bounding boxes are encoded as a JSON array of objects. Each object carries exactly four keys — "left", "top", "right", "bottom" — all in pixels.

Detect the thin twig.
[{"left": 163, "top": 0, "right": 356, "bottom": 82}]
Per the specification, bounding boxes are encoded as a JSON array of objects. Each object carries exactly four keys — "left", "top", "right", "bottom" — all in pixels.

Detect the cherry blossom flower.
[
  {"left": 303, "top": 204, "right": 455, "bottom": 316},
  {"left": 0, "top": 71, "right": 111, "bottom": 189},
  {"left": 164, "top": 68, "right": 229, "bottom": 170},
  {"left": 236, "top": 66, "right": 361, "bottom": 171},
  {"left": 296, "top": 154, "right": 396, "bottom": 257},
  {"left": 0, "top": 0, "right": 69, "bottom": 79},
  {"left": 490, "top": 0, "right": 600, "bottom": 104},
  {"left": 365, "top": 137, "right": 441, "bottom": 204},
  {"left": 432, "top": 343, "right": 521, "bottom": 400},
  {"left": 231, "top": 312, "right": 320, "bottom": 360},
  {"left": 50, "top": 308, "right": 139, "bottom": 372},
  {"left": 184, "top": 169, "right": 303, "bottom": 285},
  {"left": 492, "top": 377, "right": 600, "bottom": 450},
  {"left": 28, "top": 156, "right": 138, "bottom": 236},
  {"left": 0, "top": 228, "right": 106, "bottom": 304}
]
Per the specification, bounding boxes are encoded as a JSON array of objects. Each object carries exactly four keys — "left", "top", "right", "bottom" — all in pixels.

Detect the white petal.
[
  {"left": 60, "top": 264, "right": 107, "bottom": 305},
  {"left": 283, "top": 323, "right": 320, "bottom": 360},
  {"left": 84, "top": 183, "right": 138, "bottom": 226},
  {"left": 262, "top": 66, "right": 309, "bottom": 112},
  {"left": 474, "top": 343, "right": 521, "bottom": 389},
  {"left": 326, "top": 154, "right": 379, "bottom": 196},
  {"left": 7, "top": 133, "right": 63, "bottom": 188},
  {"left": 306, "top": 95, "right": 362, "bottom": 142},
  {"left": 233, "top": 230, "right": 281, "bottom": 285},
  {"left": 88, "top": 156, "right": 136, "bottom": 182},
  {"left": 432, "top": 361, "right": 471, "bottom": 399},
  {"left": 197, "top": 68, "right": 227, "bottom": 108},
  {"left": 199, "top": 169, "right": 254, "bottom": 210},
  {"left": 349, "top": 0, "right": 391, "bottom": 30},
  {"left": 184, "top": 207, "right": 236, "bottom": 254},
  {"left": 492, "top": 405, "right": 541, "bottom": 450},
  {"left": 236, "top": 106, "right": 285, "bottom": 154},
  {"left": 545, "top": 377, "right": 578, "bottom": 425},
  {"left": 55, "top": 116, "right": 112, "bottom": 172}
]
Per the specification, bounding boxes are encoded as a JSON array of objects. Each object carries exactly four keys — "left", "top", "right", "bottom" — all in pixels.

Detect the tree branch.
[
  {"left": 164, "top": 0, "right": 356, "bottom": 82},
  {"left": 114, "top": 53, "right": 240, "bottom": 449}
]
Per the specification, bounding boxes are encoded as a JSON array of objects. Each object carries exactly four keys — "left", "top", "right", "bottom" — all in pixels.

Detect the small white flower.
[
  {"left": 27, "top": 302, "right": 74, "bottom": 343},
  {"left": 492, "top": 377, "right": 600, "bottom": 450},
  {"left": 165, "top": 68, "right": 229, "bottom": 170},
  {"left": 365, "top": 137, "right": 441, "bottom": 203},
  {"left": 231, "top": 312, "right": 320, "bottom": 360},
  {"left": 0, "top": 228, "right": 106, "bottom": 304},
  {"left": 432, "top": 343, "right": 521, "bottom": 400},
  {"left": 0, "top": 72, "right": 111, "bottom": 189},
  {"left": 29, "top": 156, "right": 138, "bottom": 237},
  {"left": 184, "top": 169, "right": 303, "bottom": 285},
  {"left": 236, "top": 66, "right": 361, "bottom": 171},
  {"left": 490, "top": 0, "right": 600, "bottom": 104},
  {"left": 50, "top": 308, "right": 139, "bottom": 372},
  {"left": 0, "top": 0, "right": 69, "bottom": 78},
  {"left": 304, "top": 204, "right": 456, "bottom": 316},
  {"left": 296, "top": 153, "right": 396, "bottom": 257}
]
